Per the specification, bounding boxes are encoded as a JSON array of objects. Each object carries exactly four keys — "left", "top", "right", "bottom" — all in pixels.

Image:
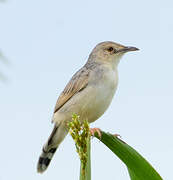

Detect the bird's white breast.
[
  {"left": 78, "top": 66, "right": 118, "bottom": 123},
  {"left": 53, "top": 66, "right": 118, "bottom": 125}
]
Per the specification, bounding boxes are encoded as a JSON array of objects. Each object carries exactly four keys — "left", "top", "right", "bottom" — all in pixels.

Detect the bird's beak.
[{"left": 116, "top": 46, "right": 139, "bottom": 53}]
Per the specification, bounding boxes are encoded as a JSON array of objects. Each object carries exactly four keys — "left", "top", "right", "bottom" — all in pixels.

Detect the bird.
[{"left": 37, "top": 41, "right": 139, "bottom": 173}]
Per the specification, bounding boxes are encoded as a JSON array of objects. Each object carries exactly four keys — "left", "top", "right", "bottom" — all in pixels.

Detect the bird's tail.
[
  {"left": 37, "top": 146, "right": 57, "bottom": 173},
  {"left": 37, "top": 125, "right": 67, "bottom": 173}
]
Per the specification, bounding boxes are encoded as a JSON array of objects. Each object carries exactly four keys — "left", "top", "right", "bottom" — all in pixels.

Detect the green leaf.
[{"left": 94, "top": 131, "right": 163, "bottom": 180}]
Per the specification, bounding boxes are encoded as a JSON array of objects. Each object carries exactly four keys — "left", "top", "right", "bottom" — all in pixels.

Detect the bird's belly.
[
  {"left": 79, "top": 84, "right": 117, "bottom": 123},
  {"left": 54, "top": 69, "right": 118, "bottom": 125}
]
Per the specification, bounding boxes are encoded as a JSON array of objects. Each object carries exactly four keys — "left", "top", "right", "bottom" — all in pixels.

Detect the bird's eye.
[{"left": 107, "top": 47, "right": 114, "bottom": 52}]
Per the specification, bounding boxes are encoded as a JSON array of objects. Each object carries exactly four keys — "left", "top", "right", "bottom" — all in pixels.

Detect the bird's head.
[{"left": 89, "top": 41, "right": 139, "bottom": 67}]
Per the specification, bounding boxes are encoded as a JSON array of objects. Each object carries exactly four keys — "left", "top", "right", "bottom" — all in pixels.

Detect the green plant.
[
  {"left": 68, "top": 114, "right": 91, "bottom": 180},
  {"left": 68, "top": 114, "right": 163, "bottom": 180}
]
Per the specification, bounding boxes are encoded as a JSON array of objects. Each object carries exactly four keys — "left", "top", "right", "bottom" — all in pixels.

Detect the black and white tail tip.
[{"left": 37, "top": 148, "right": 57, "bottom": 173}]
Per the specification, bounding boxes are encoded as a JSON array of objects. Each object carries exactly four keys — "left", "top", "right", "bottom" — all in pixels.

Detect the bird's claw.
[
  {"left": 90, "top": 128, "right": 102, "bottom": 138},
  {"left": 113, "top": 133, "right": 121, "bottom": 138},
  {"left": 113, "top": 133, "right": 126, "bottom": 144}
]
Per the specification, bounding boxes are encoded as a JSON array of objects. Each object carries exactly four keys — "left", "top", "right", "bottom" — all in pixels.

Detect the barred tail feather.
[
  {"left": 37, "top": 147, "right": 57, "bottom": 173},
  {"left": 37, "top": 124, "right": 68, "bottom": 173},
  {"left": 37, "top": 125, "right": 59, "bottom": 173}
]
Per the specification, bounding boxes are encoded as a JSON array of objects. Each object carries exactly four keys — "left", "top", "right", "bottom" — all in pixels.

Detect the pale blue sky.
[{"left": 0, "top": 0, "right": 173, "bottom": 179}]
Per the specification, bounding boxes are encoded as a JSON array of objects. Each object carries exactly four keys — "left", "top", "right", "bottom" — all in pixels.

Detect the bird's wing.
[{"left": 54, "top": 67, "right": 90, "bottom": 113}]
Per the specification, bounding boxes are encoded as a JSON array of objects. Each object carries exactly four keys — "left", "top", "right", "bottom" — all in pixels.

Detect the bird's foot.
[
  {"left": 90, "top": 128, "right": 102, "bottom": 138},
  {"left": 113, "top": 133, "right": 126, "bottom": 144}
]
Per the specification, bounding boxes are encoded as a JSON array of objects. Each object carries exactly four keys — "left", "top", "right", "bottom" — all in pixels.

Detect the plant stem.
[{"left": 80, "top": 136, "right": 91, "bottom": 180}]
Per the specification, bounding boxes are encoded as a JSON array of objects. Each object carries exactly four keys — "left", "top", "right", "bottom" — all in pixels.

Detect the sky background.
[{"left": 0, "top": 0, "right": 173, "bottom": 179}]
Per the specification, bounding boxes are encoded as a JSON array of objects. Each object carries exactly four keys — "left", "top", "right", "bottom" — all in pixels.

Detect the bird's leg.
[{"left": 90, "top": 128, "right": 102, "bottom": 138}]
